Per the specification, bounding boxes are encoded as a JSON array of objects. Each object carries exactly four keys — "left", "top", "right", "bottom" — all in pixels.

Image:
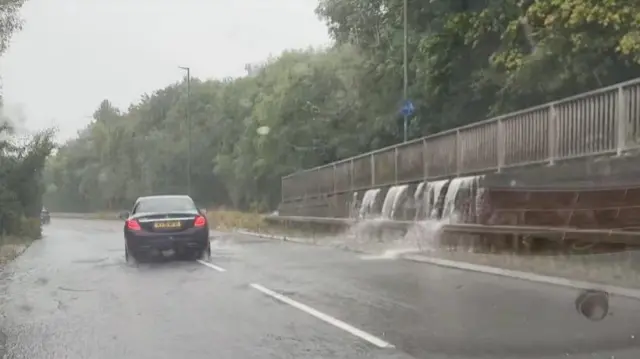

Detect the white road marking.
[
  {"left": 403, "top": 254, "right": 640, "bottom": 300},
  {"left": 250, "top": 283, "right": 394, "bottom": 349},
  {"left": 197, "top": 260, "right": 226, "bottom": 272}
]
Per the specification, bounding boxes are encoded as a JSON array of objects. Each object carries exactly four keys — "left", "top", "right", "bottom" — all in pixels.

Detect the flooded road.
[{"left": 1, "top": 218, "right": 640, "bottom": 358}]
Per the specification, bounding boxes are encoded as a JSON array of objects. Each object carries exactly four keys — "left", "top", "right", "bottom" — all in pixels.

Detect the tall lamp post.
[
  {"left": 178, "top": 66, "right": 192, "bottom": 196},
  {"left": 402, "top": 0, "right": 409, "bottom": 142}
]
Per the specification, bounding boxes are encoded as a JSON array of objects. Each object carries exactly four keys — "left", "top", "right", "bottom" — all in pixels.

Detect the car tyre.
[
  {"left": 196, "top": 242, "right": 211, "bottom": 261},
  {"left": 125, "top": 245, "right": 138, "bottom": 266}
]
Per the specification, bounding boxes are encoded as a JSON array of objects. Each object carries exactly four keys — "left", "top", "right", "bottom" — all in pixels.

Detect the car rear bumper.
[{"left": 126, "top": 229, "right": 209, "bottom": 254}]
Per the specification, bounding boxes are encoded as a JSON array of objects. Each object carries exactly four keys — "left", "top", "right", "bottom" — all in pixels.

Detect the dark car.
[
  {"left": 120, "top": 195, "right": 211, "bottom": 262},
  {"left": 41, "top": 207, "right": 50, "bottom": 225}
]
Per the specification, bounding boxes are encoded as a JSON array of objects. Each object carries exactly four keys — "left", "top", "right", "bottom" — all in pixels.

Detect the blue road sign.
[{"left": 400, "top": 100, "right": 414, "bottom": 117}]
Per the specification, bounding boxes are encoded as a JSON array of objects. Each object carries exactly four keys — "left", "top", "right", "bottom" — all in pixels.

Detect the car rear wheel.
[
  {"left": 194, "top": 243, "right": 211, "bottom": 261},
  {"left": 125, "top": 245, "right": 138, "bottom": 265}
]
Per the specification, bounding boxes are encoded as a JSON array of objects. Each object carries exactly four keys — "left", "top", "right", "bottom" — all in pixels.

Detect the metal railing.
[{"left": 281, "top": 77, "right": 640, "bottom": 203}]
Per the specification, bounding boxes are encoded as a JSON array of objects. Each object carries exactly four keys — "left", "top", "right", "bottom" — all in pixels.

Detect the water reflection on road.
[{"left": 0, "top": 218, "right": 639, "bottom": 359}]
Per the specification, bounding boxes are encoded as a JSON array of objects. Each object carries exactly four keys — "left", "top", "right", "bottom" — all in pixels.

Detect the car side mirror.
[
  {"left": 119, "top": 211, "right": 130, "bottom": 220},
  {"left": 199, "top": 208, "right": 208, "bottom": 215}
]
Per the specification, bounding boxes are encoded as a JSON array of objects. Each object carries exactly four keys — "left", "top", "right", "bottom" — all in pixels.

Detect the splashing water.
[
  {"left": 390, "top": 185, "right": 408, "bottom": 219},
  {"left": 442, "top": 176, "right": 478, "bottom": 222},
  {"left": 349, "top": 191, "right": 359, "bottom": 218},
  {"left": 358, "top": 189, "right": 381, "bottom": 219},
  {"left": 413, "top": 182, "right": 426, "bottom": 220},
  {"left": 414, "top": 182, "right": 426, "bottom": 200},
  {"left": 381, "top": 186, "right": 399, "bottom": 218},
  {"left": 340, "top": 215, "right": 445, "bottom": 260},
  {"left": 340, "top": 218, "right": 389, "bottom": 249},
  {"left": 473, "top": 176, "right": 486, "bottom": 223},
  {"left": 339, "top": 175, "right": 488, "bottom": 259},
  {"left": 405, "top": 219, "right": 445, "bottom": 252},
  {"left": 425, "top": 180, "right": 449, "bottom": 219},
  {"left": 359, "top": 248, "right": 422, "bottom": 260},
  {"left": 380, "top": 185, "right": 408, "bottom": 219}
]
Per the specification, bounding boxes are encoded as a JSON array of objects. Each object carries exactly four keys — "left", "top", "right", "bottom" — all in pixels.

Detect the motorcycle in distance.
[{"left": 41, "top": 207, "right": 51, "bottom": 225}]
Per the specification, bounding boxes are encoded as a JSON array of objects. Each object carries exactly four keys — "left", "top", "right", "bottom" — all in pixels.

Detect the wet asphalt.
[{"left": 1, "top": 219, "right": 640, "bottom": 359}]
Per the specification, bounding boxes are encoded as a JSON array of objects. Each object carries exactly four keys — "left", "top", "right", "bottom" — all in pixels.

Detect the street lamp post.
[
  {"left": 403, "top": 0, "right": 408, "bottom": 142},
  {"left": 179, "top": 66, "right": 192, "bottom": 196}
]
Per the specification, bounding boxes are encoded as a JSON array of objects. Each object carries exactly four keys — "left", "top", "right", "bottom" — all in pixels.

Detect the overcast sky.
[{"left": 0, "top": 0, "right": 330, "bottom": 141}]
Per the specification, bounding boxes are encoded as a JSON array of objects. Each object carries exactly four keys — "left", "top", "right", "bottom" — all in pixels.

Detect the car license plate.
[
  {"left": 154, "top": 221, "right": 181, "bottom": 229},
  {"left": 161, "top": 249, "right": 175, "bottom": 257}
]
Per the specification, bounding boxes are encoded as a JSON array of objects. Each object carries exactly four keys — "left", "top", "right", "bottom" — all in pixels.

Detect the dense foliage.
[
  {"left": 0, "top": 0, "right": 25, "bottom": 58},
  {"left": 0, "top": 0, "right": 55, "bottom": 239},
  {"left": 44, "top": 0, "right": 640, "bottom": 212},
  {"left": 0, "top": 123, "right": 55, "bottom": 238}
]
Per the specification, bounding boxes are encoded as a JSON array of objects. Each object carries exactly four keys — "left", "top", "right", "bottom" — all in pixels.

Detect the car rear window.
[{"left": 135, "top": 197, "right": 196, "bottom": 213}]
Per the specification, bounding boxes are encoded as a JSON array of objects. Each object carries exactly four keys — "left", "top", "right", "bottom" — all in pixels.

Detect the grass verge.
[
  {"left": 205, "top": 210, "right": 323, "bottom": 239},
  {"left": 0, "top": 242, "right": 29, "bottom": 265},
  {"left": 206, "top": 210, "right": 267, "bottom": 232},
  {"left": 0, "top": 233, "right": 36, "bottom": 266}
]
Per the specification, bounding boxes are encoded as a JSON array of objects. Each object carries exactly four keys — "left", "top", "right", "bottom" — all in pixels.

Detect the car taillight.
[
  {"left": 126, "top": 219, "right": 141, "bottom": 231},
  {"left": 194, "top": 215, "right": 206, "bottom": 227}
]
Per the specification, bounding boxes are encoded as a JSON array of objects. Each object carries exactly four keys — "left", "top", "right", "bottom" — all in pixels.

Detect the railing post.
[
  {"left": 422, "top": 138, "right": 428, "bottom": 180},
  {"left": 370, "top": 154, "right": 375, "bottom": 186},
  {"left": 281, "top": 177, "right": 285, "bottom": 203},
  {"left": 497, "top": 120, "right": 505, "bottom": 172},
  {"left": 332, "top": 164, "right": 337, "bottom": 194},
  {"left": 349, "top": 159, "right": 355, "bottom": 217},
  {"left": 616, "top": 86, "right": 628, "bottom": 156},
  {"left": 303, "top": 173, "right": 308, "bottom": 198},
  {"left": 394, "top": 147, "right": 399, "bottom": 184},
  {"left": 331, "top": 164, "right": 337, "bottom": 217},
  {"left": 548, "top": 104, "right": 557, "bottom": 165},
  {"left": 302, "top": 174, "right": 308, "bottom": 216},
  {"left": 316, "top": 168, "right": 321, "bottom": 197},
  {"left": 455, "top": 129, "right": 461, "bottom": 175},
  {"left": 349, "top": 158, "right": 354, "bottom": 191}
]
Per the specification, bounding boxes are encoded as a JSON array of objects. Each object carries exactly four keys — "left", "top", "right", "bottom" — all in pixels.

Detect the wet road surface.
[{"left": 1, "top": 219, "right": 640, "bottom": 359}]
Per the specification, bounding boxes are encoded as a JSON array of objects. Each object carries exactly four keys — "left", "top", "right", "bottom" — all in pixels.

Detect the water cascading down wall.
[{"left": 278, "top": 77, "right": 640, "bottom": 232}]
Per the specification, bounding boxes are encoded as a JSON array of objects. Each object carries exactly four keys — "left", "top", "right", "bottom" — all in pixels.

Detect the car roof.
[{"left": 136, "top": 195, "right": 193, "bottom": 202}]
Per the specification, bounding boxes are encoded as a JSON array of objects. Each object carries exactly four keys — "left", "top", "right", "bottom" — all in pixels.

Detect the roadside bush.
[
  {"left": 206, "top": 210, "right": 266, "bottom": 232},
  {"left": 0, "top": 217, "right": 42, "bottom": 242},
  {"left": 14, "top": 218, "right": 42, "bottom": 240},
  {"left": 0, "top": 124, "right": 54, "bottom": 241}
]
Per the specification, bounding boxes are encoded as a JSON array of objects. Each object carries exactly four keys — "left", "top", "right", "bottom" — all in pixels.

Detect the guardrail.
[
  {"left": 264, "top": 215, "right": 640, "bottom": 245},
  {"left": 50, "top": 212, "right": 119, "bottom": 220},
  {"left": 281, "top": 77, "right": 640, "bottom": 202}
]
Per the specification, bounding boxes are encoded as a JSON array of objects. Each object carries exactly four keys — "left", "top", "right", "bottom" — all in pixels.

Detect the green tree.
[
  {"left": 0, "top": 0, "right": 25, "bottom": 57},
  {"left": 44, "top": 0, "right": 640, "bottom": 213},
  {"left": 1, "top": 0, "right": 54, "bottom": 239},
  {"left": 0, "top": 124, "right": 55, "bottom": 238}
]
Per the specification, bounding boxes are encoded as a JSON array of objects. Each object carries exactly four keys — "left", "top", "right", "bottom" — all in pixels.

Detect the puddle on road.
[
  {"left": 326, "top": 219, "right": 443, "bottom": 261},
  {"left": 72, "top": 257, "right": 108, "bottom": 264},
  {"left": 359, "top": 248, "right": 422, "bottom": 261},
  {"left": 209, "top": 238, "right": 244, "bottom": 258},
  {"left": 0, "top": 329, "right": 6, "bottom": 358}
]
